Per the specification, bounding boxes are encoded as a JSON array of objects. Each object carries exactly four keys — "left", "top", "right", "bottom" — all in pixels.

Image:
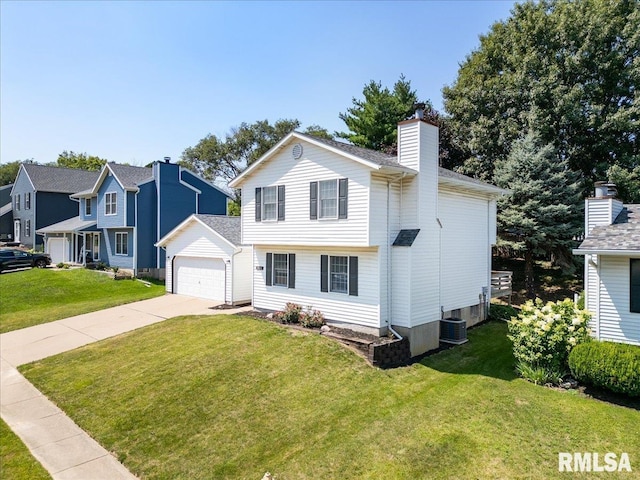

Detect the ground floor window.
[
  {"left": 265, "top": 252, "right": 295, "bottom": 288},
  {"left": 25, "top": 220, "right": 31, "bottom": 237},
  {"left": 93, "top": 234, "right": 100, "bottom": 261},
  {"left": 631, "top": 259, "right": 640, "bottom": 313},
  {"left": 321, "top": 255, "right": 358, "bottom": 296},
  {"left": 115, "top": 232, "right": 128, "bottom": 256}
]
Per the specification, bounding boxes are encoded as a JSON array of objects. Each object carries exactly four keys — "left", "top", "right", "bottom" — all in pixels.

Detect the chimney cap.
[
  {"left": 163, "top": 156, "right": 171, "bottom": 163},
  {"left": 413, "top": 102, "right": 426, "bottom": 120}
]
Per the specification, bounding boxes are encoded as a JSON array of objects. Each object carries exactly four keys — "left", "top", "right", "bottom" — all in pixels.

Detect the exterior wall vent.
[
  {"left": 440, "top": 318, "right": 468, "bottom": 345},
  {"left": 292, "top": 144, "right": 303, "bottom": 159}
]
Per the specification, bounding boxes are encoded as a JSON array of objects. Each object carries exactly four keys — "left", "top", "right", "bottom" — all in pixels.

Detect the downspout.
[
  {"left": 387, "top": 179, "right": 402, "bottom": 340},
  {"left": 230, "top": 247, "right": 244, "bottom": 305}
]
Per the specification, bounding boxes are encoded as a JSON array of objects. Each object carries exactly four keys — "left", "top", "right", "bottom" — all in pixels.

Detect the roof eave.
[
  {"left": 155, "top": 214, "right": 237, "bottom": 249},
  {"left": 573, "top": 248, "right": 640, "bottom": 256},
  {"left": 438, "top": 176, "right": 509, "bottom": 197}
]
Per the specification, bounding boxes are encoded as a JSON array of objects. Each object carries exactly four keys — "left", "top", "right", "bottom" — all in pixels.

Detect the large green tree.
[
  {"left": 337, "top": 75, "right": 420, "bottom": 151},
  {"left": 180, "top": 119, "right": 332, "bottom": 184},
  {"left": 494, "top": 132, "right": 583, "bottom": 298},
  {"left": 443, "top": 0, "right": 640, "bottom": 183},
  {"left": 608, "top": 164, "right": 640, "bottom": 203},
  {"left": 56, "top": 151, "right": 107, "bottom": 171},
  {"left": 0, "top": 160, "right": 33, "bottom": 186}
]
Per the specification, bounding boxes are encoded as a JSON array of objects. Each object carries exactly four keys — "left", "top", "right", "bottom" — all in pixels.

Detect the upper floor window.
[
  {"left": 265, "top": 252, "right": 295, "bottom": 288},
  {"left": 255, "top": 185, "right": 285, "bottom": 222},
  {"left": 115, "top": 232, "right": 128, "bottom": 255},
  {"left": 85, "top": 198, "right": 92, "bottom": 216},
  {"left": 15, "top": 194, "right": 20, "bottom": 211},
  {"left": 310, "top": 179, "right": 348, "bottom": 220},
  {"left": 25, "top": 192, "right": 31, "bottom": 210},
  {"left": 105, "top": 192, "right": 117, "bottom": 216},
  {"left": 320, "top": 254, "right": 358, "bottom": 296},
  {"left": 631, "top": 259, "right": 640, "bottom": 313}
]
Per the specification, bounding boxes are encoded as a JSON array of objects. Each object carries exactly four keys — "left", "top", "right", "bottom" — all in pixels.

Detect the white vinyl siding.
[
  {"left": 585, "top": 198, "right": 624, "bottom": 235},
  {"left": 439, "top": 190, "right": 491, "bottom": 313},
  {"left": 105, "top": 192, "right": 117, "bottom": 216},
  {"left": 253, "top": 245, "right": 380, "bottom": 328},
  {"left": 585, "top": 255, "right": 599, "bottom": 338},
  {"left": 241, "top": 141, "right": 371, "bottom": 247},
  {"left": 163, "top": 220, "right": 251, "bottom": 305},
  {"left": 115, "top": 232, "right": 128, "bottom": 255},
  {"left": 592, "top": 256, "right": 640, "bottom": 346}
]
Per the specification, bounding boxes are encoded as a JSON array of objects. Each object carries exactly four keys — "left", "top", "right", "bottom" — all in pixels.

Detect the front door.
[{"left": 13, "top": 220, "right": 20, "bottom": 243}]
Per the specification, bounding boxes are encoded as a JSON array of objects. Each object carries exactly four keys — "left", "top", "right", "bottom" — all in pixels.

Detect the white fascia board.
[
  {"left": 573, "top": 248, "right": 640, "bottom": 257},
  {"left": 438, "top": 177, "right": 508, "bottom": 198},
  {"left": 155, "top": 214, "right": 237, "bottom": 250},
  {"left": 229, "top": 132, "right": 402, "bottom": 188}
]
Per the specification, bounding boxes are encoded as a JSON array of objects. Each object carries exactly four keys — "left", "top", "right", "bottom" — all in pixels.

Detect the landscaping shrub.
[
  {"left": 299, "top": 308, "right": 325, "bottom": 328},
  {"left": 274, "top": 303, "right": 303, "bottom": 324},
  {"left": 489, "top": 304, "right": 518, "bottom": 322},
  {"left": 96, "top": 262, "right": 108, "bottom": 271},
  {"left": 112, "top": 266, "right": 119, "bottom": 273},
  {"left": 569, "top": 341, "right": 640, "bottom": 397},
  {"left": 508, "top": 298, "right": 590, "bottom": 384}
]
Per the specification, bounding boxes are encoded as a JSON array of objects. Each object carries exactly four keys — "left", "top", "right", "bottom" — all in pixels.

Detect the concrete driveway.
[{"left": 0, "top": 294, "right": 251, "bottom": 479}]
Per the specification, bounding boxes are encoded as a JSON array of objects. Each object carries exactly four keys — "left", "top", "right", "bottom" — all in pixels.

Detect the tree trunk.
[{"left": 524, "top": 248, "right": 535, "bottom": 299}]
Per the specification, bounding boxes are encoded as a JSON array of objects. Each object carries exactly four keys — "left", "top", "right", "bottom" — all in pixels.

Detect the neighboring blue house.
[
  {"left": 0, "top": 184, "right": 14, "bottom": 242},
  {"left": 10, "top": 164, "right": 99, "bottom": 249},
  {"left": 38, "top": 159, "right": 230, "bottom": 277}
]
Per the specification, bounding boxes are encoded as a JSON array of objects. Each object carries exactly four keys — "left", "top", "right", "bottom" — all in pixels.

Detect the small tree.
[
  {"left": 494, "top": 132, "right": 583, "bottom": 298},
  {"left": 56, "top": 151, "right": 107, "bottom": 171}
]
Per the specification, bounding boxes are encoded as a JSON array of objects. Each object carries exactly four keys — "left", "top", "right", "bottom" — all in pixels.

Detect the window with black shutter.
[
  {"left": 321, "top": 255, "right": 358, "bottom": 296},
  {"left": 257, "top": 185, "right": 285, "bottom": 222},
  {"left": 266, "top": 252, "right": 295, "bottom": 288}
]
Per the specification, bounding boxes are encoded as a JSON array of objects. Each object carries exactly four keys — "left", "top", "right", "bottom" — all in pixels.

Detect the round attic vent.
[{"left": 292, "top": 143, "right": 303, "bottom": 159}]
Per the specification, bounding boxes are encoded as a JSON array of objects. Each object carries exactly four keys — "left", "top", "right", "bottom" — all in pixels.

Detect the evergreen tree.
[{"left": 494, "top": 132, "right": 583, "bottom": 298}]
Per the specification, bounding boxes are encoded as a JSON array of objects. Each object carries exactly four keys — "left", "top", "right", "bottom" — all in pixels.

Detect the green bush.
[
  {"left": 489, "top": 304, "right": 518, "bottom": 322},
  {"left": 56, "top": 262, "right": 65, "bottom": 269},
  {"left": 274, "top": 303, "right": 302, "bottom": 324},
  {"left": 569, "top": 341, "right": 640, "bottom": 397},
  {"left": 508, "top": 298, "right": 591, "bottom": 384},
  {"left": 96, "top": 262, "right": 108, "bottom": 271}
]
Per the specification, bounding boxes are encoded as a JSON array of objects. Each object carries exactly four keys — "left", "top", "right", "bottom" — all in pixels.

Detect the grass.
[
  {"left": 0, "top": 268, "right": 165, "bottom": 333},
  {"left": 0, "top": 418, "right": 51, "bottom": 480},
  {"left": 20, "top": 317, "right": 640, "bottom": 479}
]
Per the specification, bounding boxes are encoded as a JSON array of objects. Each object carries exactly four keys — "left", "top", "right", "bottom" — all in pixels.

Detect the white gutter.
[{"left": 573, "top": 249, "right": 640, "bottom": 256}]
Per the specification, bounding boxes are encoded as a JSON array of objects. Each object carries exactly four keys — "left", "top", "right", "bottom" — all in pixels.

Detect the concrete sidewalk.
[{"left": 0, "top": 294, "right": 251, "bottom": 479}]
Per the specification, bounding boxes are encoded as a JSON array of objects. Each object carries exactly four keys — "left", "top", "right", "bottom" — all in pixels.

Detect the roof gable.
[
  {"left": 16, "top": 164, "right": 99, "bottom": 194},
  {"left": 156, "top": 214, "right": 241, "bottom": 248},
  {"left": 88, "top": 163, "right": 153, "bottom": 194}
]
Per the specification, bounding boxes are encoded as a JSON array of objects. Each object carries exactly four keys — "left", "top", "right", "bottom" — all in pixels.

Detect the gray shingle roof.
[
  {"left": 578, "top": 204, "right": 640, "bottom": 252},
  {"left": 195, "top": 215, "right": 241, "bottom": 246},
  {"left": 36, "top": 216, "right": 98, "bottom": 234},
  {"left": 22, "top": 164, "right": 99, "bottom": 193},
  {"left": 296, "top": 132, "right": 502, "bottom": 191},
  {"left": 108, "top": 163, "right": 153, "bottom": 189}
]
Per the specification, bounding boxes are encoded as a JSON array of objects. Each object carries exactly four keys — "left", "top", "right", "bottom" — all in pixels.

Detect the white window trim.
[
  {"left": 262, "top": 186, "right": 278, "bottom": 222},
  {"left": 329, "top": 255, "right": 349, "bottom": 294},
  {"left": 105, "top": 192, "right": 117, "bottom": 216},
  {"left": 115, "top": 232, "right": 128, "bottom": 256},
  {"left": 318, "top": 179, "right": 338, "bottom": 220},
  {"left": 15, "top": 194, "right": 20, "bottom": 211},
  {"left": 25, "top": 219, "right": 31, "bottom": 237},
  {"left": 25, "top": 192, "right": 31, "bottom": 210},
  {"left": 85, "top": 198, "right": 92, "bottom": 216},
  {"left": 92, "top": 234, "right": 100, "bottom": 261},
  {"left": 272, "top": 253, "right": 288, "bottom": 287}
]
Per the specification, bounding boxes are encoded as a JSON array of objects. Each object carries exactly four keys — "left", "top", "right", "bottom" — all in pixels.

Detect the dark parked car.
[{"left": 0, "top": 248, "right": 51, "bottom": 272}]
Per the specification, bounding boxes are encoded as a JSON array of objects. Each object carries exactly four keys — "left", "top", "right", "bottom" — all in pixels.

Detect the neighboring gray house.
[
  {"left": 0, "top": 184, "right": 14, "bottom": 242},
  {"left": 10, "top": 164, "right": 98, "bottom": 249},
  {"left": 574, "top": 183, "right": 640, "bottom": 346}
]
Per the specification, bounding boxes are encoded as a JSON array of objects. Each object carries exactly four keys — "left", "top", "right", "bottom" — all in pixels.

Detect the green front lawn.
[
  {"left": 0, "top": 418, "right": 51, "bottom": 480},
  {"left": 21, "top": 318, "right": 640, "bottom": 479},
  {"left": 0, "top": 268, "right": 165, "bottom": 333}
]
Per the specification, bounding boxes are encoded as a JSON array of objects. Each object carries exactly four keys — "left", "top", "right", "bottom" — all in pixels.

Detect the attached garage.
[
  {"left": 47, "top": 237, "right": 69, "bottom": 263},
  {"left": 156, "top": 214, "right": 252, "bottom": 305},
  {"left": 174, "top": 257, "right": 226, "bottom": 301}
]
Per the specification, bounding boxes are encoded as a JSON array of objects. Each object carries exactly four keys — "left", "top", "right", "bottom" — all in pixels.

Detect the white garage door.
[
  {"left": 174, "top": 256, "right": 226, "bottom": 301},
  {"left": 48, "top": 237, "right": 68, "bottom": 264}
]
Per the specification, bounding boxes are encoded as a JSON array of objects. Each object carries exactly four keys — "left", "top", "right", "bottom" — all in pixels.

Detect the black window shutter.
[
  {"left": 288, "top": 253, "right": 296, "bottom": 289},
  {"left": 631, "top": 259, "right": 640, "bottom": 313},
  {"left": 277, "top": 185, "right": 285, "bottom": 221},
  {"left": 320, "top": 255, "right": 328, "bottom": 292},
  {"left": 255, "top": 187, "right": 262, "bottom": 222},
  {"left": 266, "top": 253, "right": 272, "bottom": 286},
  {"left": 310, "top": 182, "right": 318, "bottom": 220},
  {"left": 339, "top": 178, "right": 348, "bottom": 219},
  {"left": 349, "top": 256, "right": 358, "bottom": 296}
]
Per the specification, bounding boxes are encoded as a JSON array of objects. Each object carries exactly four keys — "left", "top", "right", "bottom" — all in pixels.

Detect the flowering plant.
[{"left": 508, "top": 298, "right": 591, "bottom": 383}]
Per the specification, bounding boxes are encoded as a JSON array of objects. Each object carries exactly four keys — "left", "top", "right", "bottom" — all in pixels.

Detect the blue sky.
[{"left": 1, "top": 1, "right": 516, "bottom": 167}]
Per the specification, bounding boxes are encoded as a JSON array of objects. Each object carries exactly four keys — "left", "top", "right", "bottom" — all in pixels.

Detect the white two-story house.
[{"left": 229, "top": 114, "right": 506, "bottom": 356}]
